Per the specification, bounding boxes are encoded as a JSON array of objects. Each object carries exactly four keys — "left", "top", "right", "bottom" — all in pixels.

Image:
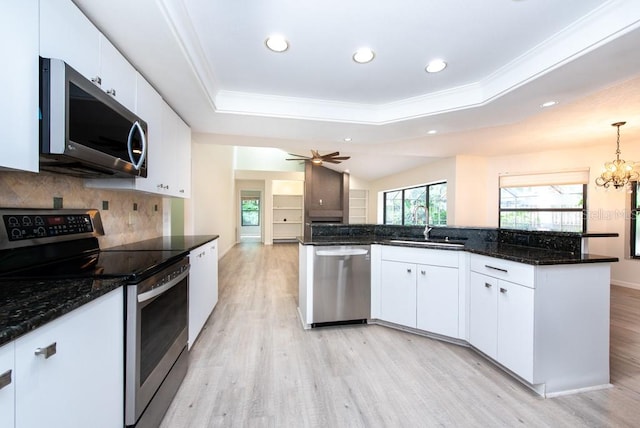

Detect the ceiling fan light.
[
  {"left": 311, "top": 158, "right": 323, "bottom": 165},
  {"left": 265, "top": 35, "right": 289, "bottom": 52}
]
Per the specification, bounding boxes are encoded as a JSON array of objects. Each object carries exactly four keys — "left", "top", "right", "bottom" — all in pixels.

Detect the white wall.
[{"left": 186, "top": 138, "right": 236, "bottom": 258}]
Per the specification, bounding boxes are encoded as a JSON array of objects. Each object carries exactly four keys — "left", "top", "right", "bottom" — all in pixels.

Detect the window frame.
[
  {"left": 383, "top": 181, "right": 447, "bottom": 226},
  {"left": 631, "top": 182, "right": 639, "bottom": 259},
  {"left": 498, "top": 183, "right": 588, "bottom": 232}
]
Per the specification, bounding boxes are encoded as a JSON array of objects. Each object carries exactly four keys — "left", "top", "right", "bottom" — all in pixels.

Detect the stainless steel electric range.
[{"left": 0, "top": 208, "right": 189, "bottom": 428}]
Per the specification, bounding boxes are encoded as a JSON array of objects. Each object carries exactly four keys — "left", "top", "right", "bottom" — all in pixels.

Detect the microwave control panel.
[{"left": 2, "top": 213, "right": 94, "bottom": 241}]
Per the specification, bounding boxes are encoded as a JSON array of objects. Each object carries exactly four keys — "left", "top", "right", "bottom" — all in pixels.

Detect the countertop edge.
[
  {"left": 298, "top": 238, "right": 618, "bottom": 265},
  {"left": 0, "top": 278, "right": 125, "bottom": 348}
]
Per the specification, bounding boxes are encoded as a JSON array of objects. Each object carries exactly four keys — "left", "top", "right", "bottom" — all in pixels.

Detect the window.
[
  {"left": 631, "top": 182, "right": 640, "bottom": 258},
  {"left": 383, "top": 182, "right": 447, "bottom": 225},
  {"left": 241, "top": 197, "right": 260, "bottom": 226}
]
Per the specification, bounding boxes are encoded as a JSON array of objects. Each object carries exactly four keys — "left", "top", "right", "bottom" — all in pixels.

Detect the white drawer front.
[
  {"left": 470, "top": 254, "right": 534, "bottom": 288},
  {"left": 381, "top": 245, "right": 459, "bottom": 267}
]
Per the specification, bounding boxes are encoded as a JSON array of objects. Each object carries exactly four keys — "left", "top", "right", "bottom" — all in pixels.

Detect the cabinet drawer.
[
  {"left": 381, "top": 246, "right": 459, "bottom": 267},
  {"left": 470, "top": 254, "right": 534, "bottom": 288}
]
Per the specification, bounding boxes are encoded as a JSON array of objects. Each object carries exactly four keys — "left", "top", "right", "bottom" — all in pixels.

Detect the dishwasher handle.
[{"left": 316, "top": 249, "right": 369, "bottom": 257}]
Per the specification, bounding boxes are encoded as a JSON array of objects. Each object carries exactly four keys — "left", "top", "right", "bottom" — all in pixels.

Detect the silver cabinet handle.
[
  {"left": 0, "top": 369, "right": 11, "bottom": 390},
  {"left": 179, "top": 189, "right": 185, "bottom": 193},
  {"left": 484, "top": 282, "right": 492, "bottom": 288},
  {"left": 485, "top": 264, "right": 508, "bottom": 273},
  {"left": 406, "top": 268, "right": 412, "bottom": 273},
  {"left": 106, "top": 88, "right": 116, "bottom": 96},
  {"left": 35, "top": 342, "right": 57, "bottom": 359},
  {"left": 500, "top": 287, "right": 508, "bottom": 294},
  {"left": 420, "top": 270, "right": 426, "bottom": 275}
]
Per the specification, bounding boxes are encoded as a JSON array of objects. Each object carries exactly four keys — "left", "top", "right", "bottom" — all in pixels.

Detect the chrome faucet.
[{"left": 423, "top": 225, "right": 433, "bottom": 240}]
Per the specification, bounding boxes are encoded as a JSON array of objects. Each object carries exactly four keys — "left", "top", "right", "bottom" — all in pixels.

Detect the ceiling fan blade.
[
  {"left": 331, "top": 156, "right": 350, "bottom": 160},
  {"left": 323, "top": 159, "right": 342, "bottom": 164},
  {"left": 287, "top": 153, "right": 310, "bottom": 158},
  {"left": 320, "top": 151, "right": 340, "bottom": 159}
]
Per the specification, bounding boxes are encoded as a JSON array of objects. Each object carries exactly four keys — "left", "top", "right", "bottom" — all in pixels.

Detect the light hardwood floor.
[{"left": 160, "top": 243, "right": 640, "bottom": 427}]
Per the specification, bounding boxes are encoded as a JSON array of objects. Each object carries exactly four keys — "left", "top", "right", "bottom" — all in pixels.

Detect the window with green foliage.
[
  {"left": 631, "top": 182, "right": 640, "bottom": 258},
  {"left": 383, "top": 182, "right": 447, "bottom": 225},
  {"left": 499, "top": 184, "right": 586, "bottom": 232},
  {"left": 241, "top": 197, "right": 260, "bottom": 226}
]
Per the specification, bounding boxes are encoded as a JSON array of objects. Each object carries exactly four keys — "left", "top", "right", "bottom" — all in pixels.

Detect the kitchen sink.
[{"left": 388, "top": 239, "right": 465, "bottom": 248}]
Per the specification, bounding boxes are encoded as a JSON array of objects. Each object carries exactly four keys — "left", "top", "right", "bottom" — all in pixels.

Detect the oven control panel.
[
  {"left": 0, "top": 209, "right": 104, "bottom": 250},
  {"left": 3, "top": 213, "right": 94, "bottom": 241}
]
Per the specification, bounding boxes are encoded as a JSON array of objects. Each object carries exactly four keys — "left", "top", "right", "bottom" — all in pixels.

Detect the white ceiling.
[{"left": 73, "top": 0, "right": 640, "bottom": 181}]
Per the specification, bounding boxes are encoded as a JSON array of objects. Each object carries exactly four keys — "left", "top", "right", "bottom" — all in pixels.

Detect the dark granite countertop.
[
  {"left": 0, "top": 277, "right": 125, "bottom": 347},
  {"left": 299, "top": 236, "right": 618, "bottom": 265},
  {"left": 104, "top": 235, "right": 219, "bottom": 252}
]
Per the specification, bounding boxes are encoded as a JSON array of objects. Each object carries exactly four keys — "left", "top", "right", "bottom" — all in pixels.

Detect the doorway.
[{"left": 239, "top": 190, "right": 262, "bottom": 242}]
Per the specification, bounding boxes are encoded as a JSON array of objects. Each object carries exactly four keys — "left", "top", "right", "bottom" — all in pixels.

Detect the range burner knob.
[
  {"left": 36, "top": 227, "right": 46, "bottom": 237},
  {"left": 10, "top": 228, "right": 21, "bottom": 239},
  {"left": 8, "top": 217, "right": 19, "bottom": 227},
  {"left": 21, "top": 216, "right": 32, "bottom": 226}
]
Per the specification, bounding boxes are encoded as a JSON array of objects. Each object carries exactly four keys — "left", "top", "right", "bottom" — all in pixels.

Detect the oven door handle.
[{"left": 138, "top": 269, "right": 189, "bottom": 303}]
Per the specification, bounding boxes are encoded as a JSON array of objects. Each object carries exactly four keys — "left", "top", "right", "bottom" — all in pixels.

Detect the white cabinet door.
[
  {"left": 14, "top": 288, "right": 124, "bottom": 428},
  {"left": 189, "top": 244, "right": 206, "bottom": 349},
  {"left": 173, "top": 114, "right": 192, "bottom": 197},
  {"left": 99, "top": 36, "right": 137, "bottom": 112},
  {"left": 380, "top": 260, "right": 417, "bottom": 328},
  {"left": 497, "top": 280, "right": 535, "bottom": 382},
  {"left": 133, "top": 74, "right": 164, "bottom": 194},
  {"left": 0, "top": 0, "right": 39, "bottom": 173},
  {"left": 208, "top": 240, "right": 219, "bottom": 310},
  {"left": 469, "top": 271, "right": 498, "bottom": 359},
  {"left": 416, "top": 264, "right": 459, "bottom": 338},
  {"left": 0, "top": 342, "right": 15, "bottom": 428},
  {"left": 40, "top": 0, "right": 101, "bottom": 81},
  {"left": 189, "top": 241, "right": 218, "bottom": 348}
]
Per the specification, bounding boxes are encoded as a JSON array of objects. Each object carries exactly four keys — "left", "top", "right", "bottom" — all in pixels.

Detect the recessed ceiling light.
[
  {"left": 427, "top": 130, "right": 438, "bottom": 135},
  {"left": 353, "top": 48, "right": 375, "bottom": 64},
  {"left": 265, "top": 35, "right": 289, "bottom": 52},
  {"left": 343, "top": 137, "right": 352, "bottom": 142},
  {"left": 540, "top": 100, "right": 558, "bottom": 108},
  {"left": 425, "top": 59, "right": 447, "bottom": 73}
]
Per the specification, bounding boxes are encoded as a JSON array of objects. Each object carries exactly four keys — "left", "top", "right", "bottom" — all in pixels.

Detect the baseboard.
[{"left": 611, "top": 280, "right": 640, "bottom": 290}]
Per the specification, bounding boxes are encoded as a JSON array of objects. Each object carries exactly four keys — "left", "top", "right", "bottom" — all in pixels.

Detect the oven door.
[{"left": 125, "top": 260, "right": 189, "bottom": 426}]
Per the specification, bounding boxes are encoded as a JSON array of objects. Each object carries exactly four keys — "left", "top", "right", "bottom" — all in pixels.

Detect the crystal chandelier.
[{"left": 595, "top": 122, "right": 639, "bottom": 189}]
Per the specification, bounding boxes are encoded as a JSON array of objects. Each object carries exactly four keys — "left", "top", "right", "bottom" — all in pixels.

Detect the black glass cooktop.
[{"left": 0, "top": 238, "right": 186, "bottom": 282}]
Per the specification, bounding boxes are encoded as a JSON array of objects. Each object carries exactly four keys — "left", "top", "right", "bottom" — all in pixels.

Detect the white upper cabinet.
[
  {"left": 40, "top": 0, "right": 137, "bottom": 112},
  {"left": 0, "top": 0, "right": 39, "bottom": 173},
  {"left": 98, "top": 36, "right": 137, "bottom": 111}
]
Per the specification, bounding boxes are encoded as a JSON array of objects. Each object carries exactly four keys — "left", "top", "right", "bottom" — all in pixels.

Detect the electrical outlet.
[
  {"left": 53, "top": 197, "right": 63, "bottom": 209},
  {"left": 128, "top": 212, "right": 135, "bottom": 226},
  {"left": 102, "top": 201, "right": 109, "bottom": 210}
]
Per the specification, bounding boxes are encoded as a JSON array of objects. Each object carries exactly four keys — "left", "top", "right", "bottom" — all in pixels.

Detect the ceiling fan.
[{"left": 286, "top": 150, "right": 350, "bottom": 165}]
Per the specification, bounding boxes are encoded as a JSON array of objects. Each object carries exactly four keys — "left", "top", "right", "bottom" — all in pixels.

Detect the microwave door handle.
[{"left": 127, "top": 121, "right": 147, "bottom": 172}]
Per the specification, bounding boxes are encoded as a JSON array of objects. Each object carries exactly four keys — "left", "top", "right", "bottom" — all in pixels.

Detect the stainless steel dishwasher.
[{"left": 312, "top": 245, "right": 371, "bottom": 326}]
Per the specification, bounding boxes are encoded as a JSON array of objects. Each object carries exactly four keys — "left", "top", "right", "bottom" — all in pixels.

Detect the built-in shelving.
[
  {"left": 273, "top": 194, "right": 303, "bottom": 242},
  {"left": 349, "top": 189, "right": 368, "bottom": 224}
]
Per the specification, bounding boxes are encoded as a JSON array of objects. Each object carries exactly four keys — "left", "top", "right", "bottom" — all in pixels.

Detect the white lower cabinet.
[
  {"left": 14, "top": 288, "right": 124, "bottom": 428},
  {"left": 188, "top": 240, "right": 219, "bottom": 348},
  {"left": 380, "top": 260, "right": 417, "bottom": 327},
  {"left": 379, "top": 247, "right": 459, "bottom": 338},
  {"left": 469, "top": 271, "right": 534, "bottom": 381},
  {"left": 0, "top": 342, "right": 15, "bottom": 428},
  {"left": 416, "top": 264, "right": 459, "bottom": 338}
]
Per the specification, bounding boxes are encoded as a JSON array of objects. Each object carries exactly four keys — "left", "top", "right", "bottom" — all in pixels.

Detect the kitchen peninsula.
[{"left": 299, "top": 224, "right": 618, "bottom": 398}]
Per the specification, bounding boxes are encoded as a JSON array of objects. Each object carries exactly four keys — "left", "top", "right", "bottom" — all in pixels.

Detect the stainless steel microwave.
[{"left": 39, "top": 57, "right": 148, "bottom": 178}]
